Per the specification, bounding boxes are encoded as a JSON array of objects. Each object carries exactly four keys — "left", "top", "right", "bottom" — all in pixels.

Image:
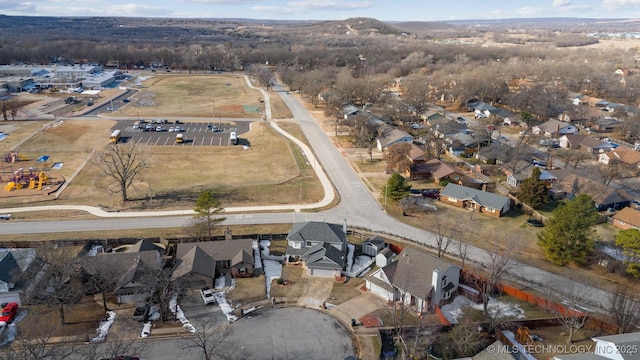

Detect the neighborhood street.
[{"left": 0, "top": 79, "right": 625, "bottom": 316}]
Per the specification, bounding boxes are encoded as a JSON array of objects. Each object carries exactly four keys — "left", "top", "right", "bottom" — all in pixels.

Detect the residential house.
[
  {"left": 476, "top": 144, "right": 511, "bottom": 165},
  {"left": 467, "top": 101, "right": 498, "bottom": 118},
  {"left": 125, "top": 239, "right": 164, "bottom": 253},
  {"left": 286, "top": 221, "right": 347, "bottom": 277},
  {"left": 554, "top": 332, "right": 640, "bottom": 360},
  {"left": 611, "top": 207, "right": 640, "bottom": 230},
  {"left": 376, "top": 248, "right": 395, "bottom": 268},
  {"left": 172, "top": 246, "right": 217, "bottom": 289},
  {"left": 0, "top": 252, "right": 20, "bottom": 292},
  {"left": 599, "top": 148, "right": 640, "bottom": 169},
  {"left": 365, "top": 247, "right": 460, "bottom": 313},
  {"left": 532, "top": 119, "right": 577, "bottom": 138},
  {"left": 362, "top": 236, "right": 387, "bottom": 257},
  {"left": 591, "top": 117, "right": 621, "bottom": 133},
  {"left": 174, "top": 239, "right": 256, "bottom": 282},
  {"left": 408, "top": 158, "right": 467, "bottom": 183},
  {"left": 342, "top": 105, "right": 360, "bottom": 119},
  {"left": 376, "top": 128, "right": 413, "bottom": 151},
  {"left": 505, "top": 162, "right": 556, "bottom": 188},
  {"left": 572, "top": 94, "right": 587, "bottom": 106},
  {"left": 555, "top": 173, "right": 632, "bottom": 211},
  {"left": 430, "top": 120, "right": 467, "bottom": 138},
  {"left": 448, "top": 132, "right": 490, "bottom": 156},
  {"left": 559, "top": 134, "right": 614, "bottom": 154},
  {"left": 439, "top": 183, "right": 512, "bottom": 217},
  {"left": 407, "top": 143, "right": 428, "bottom": 164},
  {"left": 420, "top": 109, "right": 447, "bottom": 124},
  {"left": 81, "top": 251, "right": 163, "bottom": 304}
]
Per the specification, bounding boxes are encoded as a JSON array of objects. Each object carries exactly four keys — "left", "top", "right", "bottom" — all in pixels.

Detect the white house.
[
  {"left": 532, "top": 119, "right": 577, "bottom": 138},
  {"left": 554, "top": 333, "right": 640, "bottom": 360},
  {"left": 376, "top": 128, "right": 413, "bottom": 152},
  {"left": 375, "top": 248, "right": 394, "bottom": 268},
  {"left": 365, "top": 247, "right": 460, "bottom": 313}
]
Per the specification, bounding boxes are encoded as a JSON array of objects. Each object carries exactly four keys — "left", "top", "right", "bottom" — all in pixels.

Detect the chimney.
[
  {"left": 224, "top": 227, "right": 232, "bottom": 241},
  {"left": 432, "top": 268, "right": 441, "bottom": 305}
]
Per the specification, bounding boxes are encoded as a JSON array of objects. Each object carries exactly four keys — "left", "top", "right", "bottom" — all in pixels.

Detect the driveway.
[
  {"left": 296, "top": 277, "right": 334, "bottom": 308},
  {"left": 330, "top": 292, "right": 386, "bottom": 326},
  {"left": 225, "top": 307, "right": 355, "bottom": 360}
]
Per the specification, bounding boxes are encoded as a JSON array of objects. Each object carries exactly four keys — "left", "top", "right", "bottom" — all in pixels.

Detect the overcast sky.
[{"left": 1, "top": 0, "right": 640, "bottom": 21}]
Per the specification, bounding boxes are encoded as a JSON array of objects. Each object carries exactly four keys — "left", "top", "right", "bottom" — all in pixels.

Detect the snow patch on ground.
[
  {"left": 91, "top": 311, "right": 116, "bottom": 342},
  {"left": 260, "top": 240, "right": 282, "bottom": 299},
  {"left": 346, "top": 243, "right": 355, "bottom": 272},
  {"left": 352, "top": 255, "right": 373, "bottom": 275},
  {"left": 214, "top": 276, "right": 226, "bottom": 289},
  {"left": 213, "top": 291, "right": 238, "bottom": 322},
  {"left": 168, "top": 294, "right": 196, "bottom": 333},
  {"left": 0, "top": 310, "right": 27, "bottom": 347},
  {"left": 441, "top": 296, "right": 526, "bottom": 324},
  {"left": 252, "top": 240, "right": 262, "bottom": 269},
  {"left": 140, "top": 306, "right": 160, "bottom": 338}
]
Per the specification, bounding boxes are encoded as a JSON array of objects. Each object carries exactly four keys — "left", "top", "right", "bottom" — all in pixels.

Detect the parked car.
[
  {"left": 168, "top": 127, "right": 175, "bottom": 132},
  {"left": 132, "top": 305, "right": 149, "bottom": 322},
  {"left": 0, "top": 214, "right": 11, "bottom": 220},
  {"left": 145, "top": 124, "right": 154, "bottom": 131},
  {"left": 174, "top": 120, "right": 183, "bottom": 124},
  {"left": 174, "top": 126, "right": 182, "bottom": 132},
  {"left": 201, "top": 288, "right": 216, "bottom": 305},
  {"left": 155, "top": 126, "right": 165, "bottom": 132},
  {"left": 0, "top": 302, "right": 18, "bottom": 326}
]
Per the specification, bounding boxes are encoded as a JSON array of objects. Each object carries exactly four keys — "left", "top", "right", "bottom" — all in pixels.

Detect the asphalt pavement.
[{"left": 0, "top": 75, "right": 629, "bottom": 317}]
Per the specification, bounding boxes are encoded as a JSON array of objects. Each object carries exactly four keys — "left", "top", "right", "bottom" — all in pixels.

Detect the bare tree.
[
  {"left": 0, "top": 96, "right": 19, "bottom": 121},
  {"left": 428, "top": 216, "right": 458, "bottom": 258},
  {"left": 384, "top": 142, "right": 412, "bottom": 174},
  {"left": 552, "top": 277, "right": 591, "bottom": 344},
  {"left": 0, "top": 321, "right": 79, "bottom": 359},
  {"left": 256, "top": 66, "right": 275, "bottom": 91},
  {"left": 80, "top": 255, "right": 121, "bottom": 311},
  {"left": 91, "top": 143, "right": 151, "bottom": 204},
  {"left": 139, "top": 261, "right": 183, "bottom": 322},
  {"left": 609, "top": 285, "right": 640, "bottom": 334},
  {"left": 473, "top": 240, "right": 515, "bottom": 315},
  {"left": 84, "top": 333, "right": 147, "bottom": 360},
  {"left": 27, "top": 245, "right": 84, "bottom": 325},
  {"left": 596, "top": 163, "right": 621, "bottom": 186},
  {"left": 179, "top": 322, "right": 239, "bottom": 360}
]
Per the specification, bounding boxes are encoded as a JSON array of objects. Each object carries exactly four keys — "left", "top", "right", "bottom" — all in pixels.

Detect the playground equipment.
[
  {"left": 4, "top": 152, "right": 30, "bottom": 163},
  {"left": 4, "top": 168, "right": 50, "bottom": 192}
]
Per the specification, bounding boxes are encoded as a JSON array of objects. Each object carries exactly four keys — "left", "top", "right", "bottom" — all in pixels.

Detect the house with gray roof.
[
  {"left": 175, "top": 239, "right": 256, "bottom": 283},
  {"left": 81, "top": 251, "right": 163, "bottom": 304},
  {"left": 286, "top": 221, "right": 348, "bottom": 277},
  {"left": 554, "top": 173, "right": 631, "bottom": 211},
  {"left": 439, "top": 183, "right": 512, "bottom": 217},
  {"left": 376, "top": 128, "right": 414, "bottom": 151},
  {"left": 365, "top": 247, "right": 460, "bottom": 313},
  {"left": 532, "top": 119, "right": 577, "bottom": 138},
  {"left": 0, "top": 252, "right": 20, "bottom": 292}
]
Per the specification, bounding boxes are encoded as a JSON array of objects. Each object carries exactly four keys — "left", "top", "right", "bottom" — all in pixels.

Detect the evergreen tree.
[
  {"left": 537, "top": 194, "right": 597, "bottom": 266},
  {"left": 518, "top": 167, "right": 549, "bottom": 209},
  {"left": 194, "top": 191, "right": 226, "bottom": 241},
  {"left": 384, "top": 173, "right": 412, "bottom": 201},
  {"left": 615, "top": 228, "right": 640, "bottom": 277}
]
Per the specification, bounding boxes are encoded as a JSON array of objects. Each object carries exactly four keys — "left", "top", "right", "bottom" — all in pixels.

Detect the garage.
[{"left": 308, "top": 267, "right": 337, "bottom": 277}]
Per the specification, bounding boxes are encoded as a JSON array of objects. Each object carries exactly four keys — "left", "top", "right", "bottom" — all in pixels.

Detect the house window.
[
  {"left": 306, "top": 241, "right": 313, "bottom": 247},
  {"left": 239, "top": 267, "right": 247, "bottom": 275}
]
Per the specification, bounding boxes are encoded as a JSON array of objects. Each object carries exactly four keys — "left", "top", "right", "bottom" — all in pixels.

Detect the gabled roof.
[
  {"left": 579, "top": 136, "right": 611, "bottom": 150},
  {"left": 363, "top": 235, "right": 386, "bottom": 248},
  {"left": 432, "top": 120, "right": 466, "bottom": 136},
  {"left": 172, "top": 246, "right": 216, "bottom": 281},
  {"left": 441, "top": 183, "right": 511, "bottom": 210},
  {"left": 377, "top": 128, "right": 413, "bottom": 148},
  {"left": 126, "top": 239, "right": 162, "bottom": 253},
  {"left": 377, "top": 247, "right": 394, "bottom": 259},
  {"left": 470, "top": 101, "right": 497, "bottom": 112},
  {"left": 287, "top": 221, "right": 345, "bottom": 246},
  {"left": 382, "top": 247, "right": 457, "bottom": 301},
  {"left": 425, "top": 159, "right": 465, "bottom": 180},
  {"left": 175, "top": 239, "right": 255, "bottom": 265},
  {"left": 557, "top": 173, "right": 632, "bottom": 207},
  {"left": 302, "top": 243, "right": 345, "bottom": 270},
  {"left": 0, "top": 251, "right": 19, "bottom": 284},
  {"left": 535, "top": 119, "right": 572, "bottom": 134},
  {"left": 232, "top": 249, "right": 253, "bottom": 267},
  {"left": 603, "top": 148, "right": 640, "bottom": 165},
  {"left": 81, "top": 251, "right": 163, "bottom": 292},
  {"left": 407, "top": 144, "right": 428, "bottom": 162},
  {"left": 612, "top": 207, "right": 640, "bottom": 228}
]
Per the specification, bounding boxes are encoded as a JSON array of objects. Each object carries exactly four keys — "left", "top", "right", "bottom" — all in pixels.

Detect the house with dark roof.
[
  {"left": 362, "top": 235, "right": 387, "bottom": 257},
  {"left": 555, "top": 173, "right": 632, "bottom": 211},
  {"left": 591, "top": 117, "right": 621, "bottom": 133},
  {"left": 365, "top": 247, "right": 460, "bottom": 313},
  {"left": 439, "top": 183, "right": 512, "bottom": 217},
  {"left": 376, "top": 128, "right": 414, "bottom": 151},
  {"left": 81, "top": 251, "right": 163, "bottom": 304},
  {"left": 174, "top": 239, "right": 256, "bottom": 284},
  {"left": 0, "top": 252, "right": 20, "bottom": 292},
  {"left": 407, "top": 158, "right": 467, "bottom": 183},
  {"left": 559, "top": 134, "right": 614, "bottom": 154},
  {"left": 612, "top": 207, "right": 640, "bottom": 230},
  {"left": 286, "top": 221, "right": 347, "bottom": 277},
  {"left": 125, "top": 239, "right": 164, "bottom": 253}
]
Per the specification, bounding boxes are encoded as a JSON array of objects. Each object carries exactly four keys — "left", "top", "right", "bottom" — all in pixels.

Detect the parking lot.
[{"left": 113, "top": 119, "right": 252, "bottom": 146}]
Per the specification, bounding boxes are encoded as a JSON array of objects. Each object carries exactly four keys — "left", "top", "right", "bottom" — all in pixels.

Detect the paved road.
[{"left": 0, "top": 78, "right": 625, "bottom": 315}]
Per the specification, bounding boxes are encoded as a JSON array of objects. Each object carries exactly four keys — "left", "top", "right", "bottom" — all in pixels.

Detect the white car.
[
  {"left": 200, "top": 288, "right": 216, "bottom": 305},
  {"left": 174, "top": 126, "right": 182, "bottom": 132},
  {"left": 168, "top": 127, "right": 175, "bottom": 132},
  {"left": 156, "top": 126, "right": 164, "bottom": 132}
]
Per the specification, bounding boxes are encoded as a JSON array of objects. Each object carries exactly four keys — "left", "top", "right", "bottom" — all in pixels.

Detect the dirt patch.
[{"left": 227, "top": 276, "right": 267, "bottom": 306}]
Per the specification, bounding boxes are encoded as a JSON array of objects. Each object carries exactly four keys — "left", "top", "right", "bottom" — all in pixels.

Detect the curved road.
[{"left": 0, "top": 78, "right": 622, "bottom": 314}]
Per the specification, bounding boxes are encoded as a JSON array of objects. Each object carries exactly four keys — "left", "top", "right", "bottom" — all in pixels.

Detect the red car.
[{"left": 0, "top": 302, "right": 18, "bottom": 326}]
